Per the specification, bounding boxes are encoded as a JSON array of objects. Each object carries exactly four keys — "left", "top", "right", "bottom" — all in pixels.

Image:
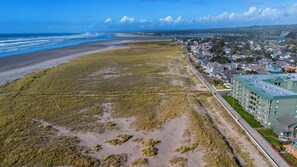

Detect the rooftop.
[
  {"left": 277, "top": 114, "right": 297, "bottom": 127},
  {"left": 233, "top": 73, "right": 297, "bottom": 100}
]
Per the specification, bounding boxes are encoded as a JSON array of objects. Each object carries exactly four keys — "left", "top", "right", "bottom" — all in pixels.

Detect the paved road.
[{"left": 186, "top": 52, "right": 289, "bottom": 167}]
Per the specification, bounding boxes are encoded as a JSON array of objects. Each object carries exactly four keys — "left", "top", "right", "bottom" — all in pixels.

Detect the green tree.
[
  {"left": 256, "top": 56, "right": 262, "bottom": 61},
  {"left": 244, "top": 57, "right": 254, "bottom": 63},
  {"left": 210, "top": 56, "right": 229, "bottom": 64}
]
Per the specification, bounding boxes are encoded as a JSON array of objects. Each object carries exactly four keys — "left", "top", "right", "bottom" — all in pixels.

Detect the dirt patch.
[
  {"left": 103, "top": 74, "right": 120, "bottom": 79},
  {"left": 88, "top": 67, "right": 130, "bottom": 80},
  {"left": 170, "top": 79, "right": 184, "bottom": 87},
  {"left": 35, "top": 111, "right": 204, "bottom": 167}
]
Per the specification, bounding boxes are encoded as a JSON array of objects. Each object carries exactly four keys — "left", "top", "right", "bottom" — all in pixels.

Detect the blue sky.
[{"left": 0, "top": 0, "right": 297, "bottom": 33}]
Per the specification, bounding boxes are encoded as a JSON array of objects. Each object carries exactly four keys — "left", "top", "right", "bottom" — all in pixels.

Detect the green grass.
[
  {"left": 258, "top": 129, "right": 277, "bottom": 138},
  {"left": 222, "top": 95, "right": 262, "bottom": 128}
]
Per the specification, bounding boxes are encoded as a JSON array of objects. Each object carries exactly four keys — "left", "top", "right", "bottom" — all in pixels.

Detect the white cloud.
[
  {"left": 159, "top": 16, "right": 174, "bottom": 23},
  {"left": 194, "top": 6, "right": 287, "bottom": 23},
  {"left": 139, "top": 19, "right": 147, "bottom": 23},
  {"left": 159, "top": 16, "right": 183, "bottom": 24},
  {"left": 243, "top": 6, "right": 257, "bottom": 17},
  {"left": 259, "top": 8, "right": 279, "bottom": 18},
  {"left": 120, "top": 16, "right": 135, "bottom": 23},
  {"left": 174, "top": 16, "right": 183, "bottom": 23},
  {"left": 104, "top": 18, "right": 112, "bottom": 23},
  {"left": 101, "top": 4, "right": 297, "bottom": 27}
]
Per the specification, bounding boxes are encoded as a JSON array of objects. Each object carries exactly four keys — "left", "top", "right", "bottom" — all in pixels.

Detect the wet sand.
[{"left": 0, "top": 40, "right": 130, "bottom": 84}]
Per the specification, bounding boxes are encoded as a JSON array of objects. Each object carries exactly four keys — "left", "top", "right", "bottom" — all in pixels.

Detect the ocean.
[{"left": 0, "top": 33, "right": 120, "bottom": 58}]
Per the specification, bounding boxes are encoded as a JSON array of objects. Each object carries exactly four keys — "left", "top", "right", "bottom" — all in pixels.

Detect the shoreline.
[{"left": 0, "top": 40, "right": 131, "bottom": 84}]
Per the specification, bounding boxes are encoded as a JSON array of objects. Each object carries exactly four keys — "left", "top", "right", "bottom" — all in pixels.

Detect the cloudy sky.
[{"left": 0, "top": 0, "right": 297, "bottom": 33}]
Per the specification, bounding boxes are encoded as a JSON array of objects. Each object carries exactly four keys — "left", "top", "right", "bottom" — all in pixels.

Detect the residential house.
[
  {"left": 272, "top": 114, "right": 297, "bottom": 139},
  {"left": 245, "top": 64, "right": 263, "bottom": 72},
  {"left": 221, "top": 70, "right": 245, "bottom": 83},
  {"left": 195, "top": 54, "right": 208, "bottom": 65},
  {"left": 277, "top": 61, "right": 290, "bottom": 68},
  {"left": 258, "top": 58, "right": 273, "bottom": 67},
  {"left": 224, "top": 63, "right": 237, "bottom": 71},
  {"left": 266, "top": 63, "right": 283, "bottom": 73},
  {"left": 255, "top": 68, "right": 268, "bottom": 74},
  {"left": 205, "top": 62, "right": 224, "bottom": 76}
]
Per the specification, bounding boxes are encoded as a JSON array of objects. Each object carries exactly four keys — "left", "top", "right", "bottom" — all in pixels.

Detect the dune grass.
[
  {"left": 100, "top": 154, "right": 127, "bottom": 167},
  {"left": 168, "top": 156, "right": 187, "bottom": 167},
  {"left": 0, "top": 41, "right": 241, "bottom": 166},
  {"left": 188, "top": 109, "right": 238, "bottom": 167},
  {"left": 0, "top": 41, "right": 200, "bottom": 166},
  {"left": 105, "top": 134, "right": 133, "bottom": 145},
  {"left": 130, "top": 157, "right": 148, "bottom": 167}
]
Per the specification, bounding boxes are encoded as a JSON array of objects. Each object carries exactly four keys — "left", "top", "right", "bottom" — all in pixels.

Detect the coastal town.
[
  {"left": 180, "top": 35, "right": 297, "bottom": 89},
  {"left": 179, "top": 34, "right": 297, "bottom": 165}
]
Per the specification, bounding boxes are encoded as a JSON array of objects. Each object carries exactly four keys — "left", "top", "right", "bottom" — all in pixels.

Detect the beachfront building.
[{"left": 230, "top": 74, "right": 297, "bottom": 128}]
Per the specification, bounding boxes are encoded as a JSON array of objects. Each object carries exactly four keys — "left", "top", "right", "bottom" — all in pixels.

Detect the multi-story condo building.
[{"left": 231, "top": 74, "right": 297, "bottom": 131}]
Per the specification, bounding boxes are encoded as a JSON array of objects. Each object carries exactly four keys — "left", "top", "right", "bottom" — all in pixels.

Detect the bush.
[
  {"left": 169, "top": 156, "right": 187, "bottom": 167},
  {"left": 175, "top": 146, "right": 191, "bottom": 154},
  {"left": 105, "top": 134, "right": 133, "bottom": 145},
  {"left": 130, "top": 157, "right": 148, "bottom": 166},
  {"left": 144, "top": 139, "right": 160, "bottom": 147},
  {"left": 142, "top": 147, "right": 158, "bottom": 156}
]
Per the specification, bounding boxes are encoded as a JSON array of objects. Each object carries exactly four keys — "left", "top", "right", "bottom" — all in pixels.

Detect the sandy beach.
[{"left": 0, "top": 40, "right": 130, "bottom": 84}]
